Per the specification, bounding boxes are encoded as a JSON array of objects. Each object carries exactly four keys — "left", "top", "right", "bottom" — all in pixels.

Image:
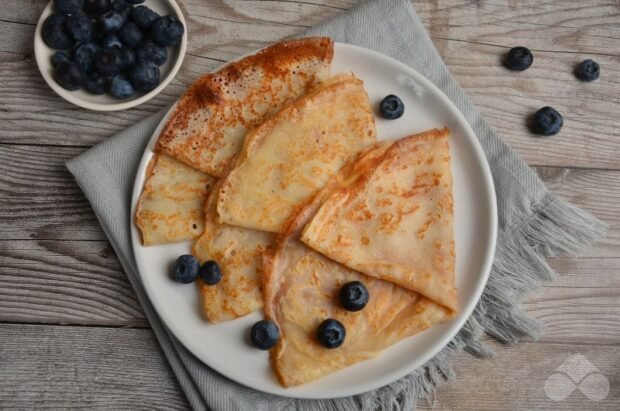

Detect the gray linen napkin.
[{"left": 66, "top": 0, "right": 606, "bottom": 409}]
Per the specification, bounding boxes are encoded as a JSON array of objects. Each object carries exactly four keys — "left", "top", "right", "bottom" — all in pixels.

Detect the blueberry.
[
  {"left": 379, "top": 94, "right": 405, "bottom": 120},
  {"left": 91, "top": 25, "right": 104, "bottom": 42},
  {"left": 54, "top": 0, "right": 84, "bottom": 14},
  {"left": 72, "top": 42, "right": 100, "bottom": 73},
  {"left": 199, "top": 260, "right": 222, "bottom": 285},
  {"left": 575, "top": 59, "right": 600, "bottom": 82},
  {"left": 54, "top": 61, "right": 84, "bottom": 91},
  {"left": 119, "top": 47, "right": 136, "bottom": 69},
  {"left": 66, "top": 13, "right": 94, "bottom": 43},
  {"left": 130, "top": 60, "right": 160, "bottom": 92},
  {"left": 504, "top": 47, "right": 533, "bottom": 71},
  {"left": 84, "top": 72, "right": 107, "bottom": 94},
  {"left": 110, "top": 0, "right": 132, "bottom": 21},
  {"left": 316, "top": 319, "right": 346, "bottom": 349},
  {"left": 131, "top": 6, "right": 160, "bottom": 30},
  {"left": 94, "top": 48, "right": 124, "bottom": 76},
  {"left": 99, "top": 10, "right": 125, "bottom": 33},
  {"left": 42, "top": 14, "right": 74, "bottom": 50},
  {"left": 172, "top": 254, "right": 199, "bottom": 283},
  {"left": 119, "top": 21, "right": 143, "bottom": 48},
  {"left": 250, "top": 320, "right": 280, "bottom": 350},
  {"left": 137, "top": 41, "right": 167, "bottom": 65},
  {"left": 339, "top": 281, "right": 369, "bottom": 312},
  {"left": 83, "top": 0, "right": 110, "bottom": 15},
  {"left": 101, "top": 34, "right": 123, "bottom": 49},
  {"left": 532, "top": 106, "right": 563, "bottom": 136},
  {"left": 51, "top": 50, "right": 71, "bottom": 67},
  {"left": 124, "top": 0, "right": 145, "bottom": 3},
  {"left": 151, "top": 16, "right": 185, "bottom": 47}
]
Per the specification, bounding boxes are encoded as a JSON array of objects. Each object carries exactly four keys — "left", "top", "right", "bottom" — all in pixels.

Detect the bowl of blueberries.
[{"left": 35, "top": 0, "right": 187, "bottom": 111}]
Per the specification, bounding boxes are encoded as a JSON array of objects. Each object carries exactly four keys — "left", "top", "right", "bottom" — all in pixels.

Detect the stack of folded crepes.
[{"left": 135, "top": 37, "right": 458, "bottom": 387}]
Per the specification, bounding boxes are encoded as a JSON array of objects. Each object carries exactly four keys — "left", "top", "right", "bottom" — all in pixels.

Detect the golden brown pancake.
[
  {"left": 216, "top": 73, "right": 377, "bottom": 234},
  {"left": 135, "top": 154, "right": 216, "bottom": 246},
  {"left": 156, "top": 37, "right": 334, "bottom": 177},
  {"left": 300, "top": 129, "right": 458, "bottom": 311},
  {"left": 193, "top": 181, "right": 274, "bottom": 323}
]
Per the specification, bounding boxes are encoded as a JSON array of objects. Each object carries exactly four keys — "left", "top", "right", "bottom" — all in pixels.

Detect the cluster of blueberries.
[
  {"left": 172, "top": 254, "right": 370, "bottom": 350},
  {"left": 42, "top": 0, "right": 184, "bottom": 99},
  {"left": 504, "top": 46, "right": 601, "bottom": 136}
]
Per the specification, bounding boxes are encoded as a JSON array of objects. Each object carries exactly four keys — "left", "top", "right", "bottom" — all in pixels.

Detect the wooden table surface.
[{"left": 1, "top": 0, "right": 618, "bottom": 409}]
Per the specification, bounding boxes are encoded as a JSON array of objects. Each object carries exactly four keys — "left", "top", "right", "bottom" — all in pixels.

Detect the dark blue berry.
[
  {"left": 317, "top": 319, "right": 346, "bottom": 349},
  {"left": 532, "top": 106, "right": 563, "bottom": 136},
  {"left": 51, "top": 50, "right": 71, "bottom": 67},
  {"left": 83, "top": 0, "right": 110, "bottom": 15},
  {"left": 575, "top": 59, "right": 600, "bottom": 82},
  {"left": 124, "top": 0, "right": 145, "bottom": 3},
  {"left": 151, "top": 16, "right": 184, "bottom": 47},
  {"left": 84, "top": 72, "right": 107, "bottom": 94},
  {"left": 66, "top": 13, "right": 94, "bottom": 43},
  {"left": 199, "top": 260, "right": 222, "bottom": 285},
  {"left": 130, "top": 60, "right": 160, "bottom": 92},
  {"left": 172, "top": 255, "right": 200, "bottom": 283},
  {"left": 54, "top": 61, "right": 84, "bottom": 91},
  {"left": 119, "top": 21, "right": 143, "bottom": 48},
  {"left": 54, "top": 0, "right": 84, "bottom": 14},
  {"left": 101, "top": 34, "right": 122, "bottom": 49},
  {"left": 504, "top": 47, "right": 533, "bottom": 71},
  {"left": 94, "top": 48, "right": 123, "bottom": 76},
  {"left": 131, "top": 6, "right": 160, "bottom": 30},
  {"left": 110, "top": 0, "right": 132, "bottom": 21},
  {"left": 99, "top": 10, "right": 125, "bottom": 33},
  {"left": 42, "top": 14, "right": 74, "bottom": 50},
  {"left": 119, "top": 47, "right": 136, "bottom": 69},
  {"left": 137, "top": 41, "right": 167, "bottom": 65},
  {"left": 250, "top": 320, "right": 280, "bottom": 350},
  {"left": 339, "top": 281, "right": 369, "bottom": 312},
  {"left": 379, "top": 94, "right": 405, "bottom": 119},
  {"left": 72, "top": 42, "right": 100, "bottom": 73}
]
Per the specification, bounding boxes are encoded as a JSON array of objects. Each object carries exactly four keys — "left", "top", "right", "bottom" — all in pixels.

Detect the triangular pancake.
[
  {"left": 263, "top": 239, "right": 453, "bottom": 387},
  {"left": 300, "top": 129, "right": 458, "bottom": 311},
  {"left": 135, "top": 154, "right": 216, "bottom": 246},
  {"left": 216, "top": 73, "right": 377, "bottom": 233},
  {"left": 156, "top": 37, "right": 334, "bottom": 177},
  {"left": 193, "top": 181, "right": 274, "bottom": 323}
]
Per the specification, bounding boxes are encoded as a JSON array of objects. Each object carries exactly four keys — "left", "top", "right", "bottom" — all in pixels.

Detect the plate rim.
[{"left": 129, "top": 41, "right": 498, "bottom": 399}]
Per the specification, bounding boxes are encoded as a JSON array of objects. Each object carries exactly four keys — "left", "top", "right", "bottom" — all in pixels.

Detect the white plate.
[
  {"left": 34, "top": 0, "right": 187, "bottom": 111},
  {"left": 130, "top": 42, "right": 497, "bottom": 399}
]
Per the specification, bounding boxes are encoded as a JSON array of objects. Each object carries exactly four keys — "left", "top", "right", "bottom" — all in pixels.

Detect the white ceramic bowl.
[{"left": 34, "top": 0, "right": 187, "bottom": 111}]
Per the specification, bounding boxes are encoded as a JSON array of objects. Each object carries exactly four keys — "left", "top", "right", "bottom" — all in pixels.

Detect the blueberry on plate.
[
  {"left": 119, "top": 47, "right": 136, "bottom": 69},
  {"left": 124, "top": 0, "right": 146, "bottom": 4},
  {"left": 94, "top": 48, "right": 124, "bottom": 76},
  {"left": 55, "top": 0, "right": 84, "bottom": 14},
  {"left": 172, "top": 254, "right": 200, "bottom": 283},
  {"left": 110, "top": 0, "right": 132, "bottom": 21},
  {"left": 317, "top": 319, "right": 346, "bottom": 349},
  {"left": 72, "top": 42, "right": 101, "bottom": 73},
  {"left": 151, "top": 15, "right": 185, "bottom": 47},
  {"left": 84, "top": 72, "right": 107, "bottom": 94},
  {"left": 532, "top": 106, "right": 563, "bottom": 136},
  {"left": 66, "top": 12, "right": 94, "bottom": 43},
  {"left": 42, "top": 14, "right": 74, "bottom": 50},
  {"left": 119, "top": 21, "right": 143, "bottom": 48},
  {"left": 131, "top": 6, "right": 160, "bottom": 30},
  {"left": 250, "top": 320, "right": 280, "bottom": 350},
  {"left": 99, "top": 10, "right": 126, "bottom": 33},
  {"left": 504, "top": 46, "right": 533, "bottom": 71},
  {"left": 379, "top": 94, "right": 405, "bottom": 119},
  {"left": 54, "top": 61, "right": 85, "bottom": 91},
  {"left": 575, "top": 59, "right": 600, "bottom": 82},
  {"left": 130, "top": 59, "right": 160, "bottom": 92},
  {"left": 51, "top": 50, "right": 71, "bottom": 67},
  {"left": 199, "top": 260, "right": 222, "bottom": 285},
  {"left": 339, "top": 281, "right": 369, "bottom": 312},
  {"left": 137, "top": 41, "right": 167, "bottom": 65},
  {"left": 101, "top": 34, "right": 123, "bottom": 49},
  {"left": 83, "top": 0, "right": 110, "bottom": 15}
]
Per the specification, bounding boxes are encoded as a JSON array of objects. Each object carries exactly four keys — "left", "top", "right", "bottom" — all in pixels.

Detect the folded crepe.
[
  {"left": 263, "top": 238, "right": 453, "bottom": 387},
  {"left": 193, "top": 181, "right": 274, "bottom": 323},
  {"left": 156, "top": 37, "right": 334, "bottom": 177},
  {"left": 217, "top": 73, "right": 377, "bottom": 234},
  {"left": 135, "top": 154, "right": 216, "bottom": 246},
  {"left": 300, "top": 129, "right": 458, "bottom": 311}
]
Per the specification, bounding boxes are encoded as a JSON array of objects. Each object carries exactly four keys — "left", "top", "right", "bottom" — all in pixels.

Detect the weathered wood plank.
[{"left": 0, "top": 324, "right": 188, "bottom": 409}]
